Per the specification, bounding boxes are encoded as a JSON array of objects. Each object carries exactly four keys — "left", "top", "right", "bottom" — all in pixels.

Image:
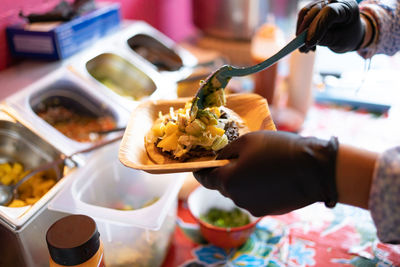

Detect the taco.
[{"left": 145, "top": 101, "right": 248, "bottom": 164}]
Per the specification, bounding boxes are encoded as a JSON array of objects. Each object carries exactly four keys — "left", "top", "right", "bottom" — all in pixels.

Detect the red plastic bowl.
[{"left": 188, "top": 186, "right": 262, "bottom": 249}]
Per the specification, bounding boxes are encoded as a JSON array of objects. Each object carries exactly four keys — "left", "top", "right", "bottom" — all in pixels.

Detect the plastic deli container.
[{"left": 48, "top": 142, "right": 185, "bottom": 267}]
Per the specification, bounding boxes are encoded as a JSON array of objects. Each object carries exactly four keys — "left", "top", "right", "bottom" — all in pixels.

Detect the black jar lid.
[{"left": 46, "top": 214, "right": 100, "bottom": 266}]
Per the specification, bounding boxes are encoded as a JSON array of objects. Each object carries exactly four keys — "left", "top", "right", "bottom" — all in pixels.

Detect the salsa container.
[
  {"left": 3, "top": 68, "right": 130, "bottom": 158},
  {"left": 67, "top": 22, "right": 187, "bottom": 111},
  {"left": 69, "top": 46, "right": 176, "bottom": 111},
  {"left": 112, "top": 21, "right": 198, "bottom": 82}
]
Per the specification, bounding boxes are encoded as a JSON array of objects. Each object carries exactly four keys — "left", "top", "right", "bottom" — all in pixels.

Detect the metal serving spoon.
[
  {"left": 0, "top": 135, "right": 123, "bottom": 206},
  {"left": 190, "top": 30, "right": 308, "bottom": 117}
]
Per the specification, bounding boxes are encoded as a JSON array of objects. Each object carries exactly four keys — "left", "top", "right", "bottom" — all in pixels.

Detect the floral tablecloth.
[{"left": 163, "top": 200, "right": 400, "bottom": 267}]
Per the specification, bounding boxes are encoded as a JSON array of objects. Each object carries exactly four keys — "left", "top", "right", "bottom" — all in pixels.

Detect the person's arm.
[
  {"left": 358, "top": 13, "right": 375, "bottom": 49},
  {"left": 358, "top": 0, "right": 400, "bottom": 58},
  {"left": 335, "top": 144, "right": 378, "bottom": 209},
  {"left": 193, "top": 131, "right": 399, "bottom": 243},
  {"left": 369, "top": 147, "right": 400, "bottom": 244}
]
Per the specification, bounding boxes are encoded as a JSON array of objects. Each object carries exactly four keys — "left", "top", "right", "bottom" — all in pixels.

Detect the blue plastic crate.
[{"left": 7, "top": 3, "right": 121, "bottom": 60}]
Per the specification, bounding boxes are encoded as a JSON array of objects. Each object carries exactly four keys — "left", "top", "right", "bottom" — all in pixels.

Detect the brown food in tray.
[{"left": 37, "top": 106, "right": 116, "bottom": 143}]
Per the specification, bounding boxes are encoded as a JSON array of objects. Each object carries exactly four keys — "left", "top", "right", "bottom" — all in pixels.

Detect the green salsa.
[{"left": 200, "top": 207, "right": 250, "bottom": 228}]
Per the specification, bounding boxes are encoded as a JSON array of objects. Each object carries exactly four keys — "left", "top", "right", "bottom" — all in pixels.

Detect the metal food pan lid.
[{"left": 3, "top": 68, "right": 131, "bottom": 158}]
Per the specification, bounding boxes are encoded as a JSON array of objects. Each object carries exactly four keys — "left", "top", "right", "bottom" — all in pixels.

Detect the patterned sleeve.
[
  {"left": 358, "top": 0, "right": 400, "bottom": 58},
  {"left": 369, "top": 146, "right": 400, "bottom": 244}
]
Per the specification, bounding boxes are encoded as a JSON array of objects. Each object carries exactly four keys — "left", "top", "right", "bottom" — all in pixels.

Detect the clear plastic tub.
[{"left": 48, "top": 142, "right": 185, "bottom": 266}]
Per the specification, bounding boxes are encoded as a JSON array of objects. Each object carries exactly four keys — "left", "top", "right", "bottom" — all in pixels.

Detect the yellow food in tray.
[
  {"left": 0, "top": 162, "right": 57, "bottom": 207},
  {"left": 145, "top": 101, "right": 248, "bottom": 164},
  {"left": 118, "top": 93, "right": 275, "bottom": 174}
]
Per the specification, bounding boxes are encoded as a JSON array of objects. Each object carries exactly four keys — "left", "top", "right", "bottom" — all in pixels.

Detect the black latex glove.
[
  {"left": 193, "top": 131, "right": 339, "bottom": 216},
  {"left": 296, "top": 0, "right": 365, "bottom": 53}
]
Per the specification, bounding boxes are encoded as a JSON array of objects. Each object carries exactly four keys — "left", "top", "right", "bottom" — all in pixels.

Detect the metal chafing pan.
[
  {"left": 68, "top": 43, "right": 177, "bottom": 111},
  {"left": 127, "top": 33, "right": 184, "bottom": 72},
  {"left": 68, "top": 22, "right": 199, "bottom": 110},
  {"left": 0, "top": 108, "right": 75, "bottom": 267},
  {"left": 0, "top": 120, "right": 64, "bottom": 172},
  {"left": 0, "top": 115, "right": 70, "bottom": 228},
  {"left": 113, "top": 21, "right": 198, "bottom": 82},
  {"left": 85, "top": 52, "right": 157, "bottom": 101},
  {"left": 3, "top": 69, "right": 130, "bottom": 158}
]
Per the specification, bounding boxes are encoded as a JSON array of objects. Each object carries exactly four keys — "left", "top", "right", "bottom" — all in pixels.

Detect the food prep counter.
[{"left": 0, "top": 21, "right": 197, "bottom": 267}]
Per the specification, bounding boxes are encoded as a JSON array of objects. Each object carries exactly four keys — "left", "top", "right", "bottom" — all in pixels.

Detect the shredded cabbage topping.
[{"left": 148, "top": 101, "right": 230, "bottom": 159}]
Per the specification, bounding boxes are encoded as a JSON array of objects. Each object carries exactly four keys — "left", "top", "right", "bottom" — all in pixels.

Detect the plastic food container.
[
  {"left": 3, "top": 69, "right": 130, "bottom": 158},
  {"left": 48, "top": 142, "right": 185, "bottom": 267}
]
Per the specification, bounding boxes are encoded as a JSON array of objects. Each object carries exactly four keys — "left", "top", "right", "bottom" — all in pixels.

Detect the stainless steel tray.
[
  {"left": 3, "top": 68, "right": 130, "bottom": 158},
  {"left": 69, "top": 46, "right": 177, "bottom": 110},
  {"left": 0, "top": 107, "right": 74, "bottom": 229},
  {"left": 67, "top": 28, "right": 178, "bottom": 108},
  {"left": 113, "top": 21, "right": 198, "bottom": 81}
]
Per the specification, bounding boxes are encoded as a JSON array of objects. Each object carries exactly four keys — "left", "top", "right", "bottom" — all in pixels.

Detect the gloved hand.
[
  {"left": 296, "top": 0, "right": 365, "bottom": 53},
  {"left": 193, "top": 131, "right": 339, "bottom": 216}
]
